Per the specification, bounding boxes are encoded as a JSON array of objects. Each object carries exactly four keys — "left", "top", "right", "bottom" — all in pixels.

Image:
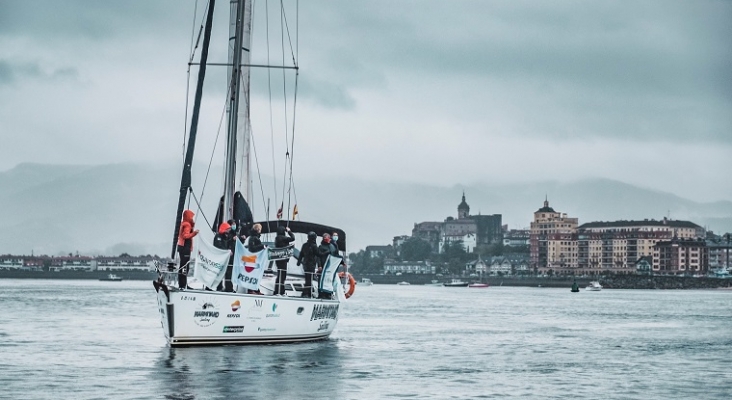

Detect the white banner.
[
  {"left": 232, "top": 237, "right": 269, "bottom": 291},
  {"left": 192, "top": 237, "right": 230, "bottom": 289},
  {"left": 319, "top": 255, "right": 342, "bottom": 294}
]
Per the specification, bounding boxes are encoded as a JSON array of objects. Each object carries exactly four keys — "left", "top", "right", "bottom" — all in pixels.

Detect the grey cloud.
[
  {"left": 0, "top": 0, "right": 192, "bottom": 40},
  {"left": 0, "top": 60, "right": 78, "bottom": 85},
  {"left": 296, "top": 0, "right": 732, "bottom": 143}
]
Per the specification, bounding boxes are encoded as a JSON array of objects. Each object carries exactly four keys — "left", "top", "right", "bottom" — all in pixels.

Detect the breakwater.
[
  {"left": 0, "top": 270, "right": 157, "bottom": 281},
  {"left": 358, "top": 273, "right": 732, "bottom": 289}
]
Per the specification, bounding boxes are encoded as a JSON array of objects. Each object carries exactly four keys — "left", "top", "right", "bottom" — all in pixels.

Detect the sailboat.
[{"left": 152, "top": 0, "right": 352, "bottom": 347}]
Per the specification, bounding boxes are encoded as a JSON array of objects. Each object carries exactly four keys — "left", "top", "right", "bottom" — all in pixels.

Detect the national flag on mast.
[
  {"left": 292, "top": 204, "right": 298, "bottom": 219},
  {"left": 276, "top": 202, "right": 283, "bottom": 220}
]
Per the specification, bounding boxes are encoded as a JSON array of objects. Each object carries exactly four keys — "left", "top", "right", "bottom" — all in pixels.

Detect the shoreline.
[{"left": 358, "top": 273, "right": 732, "bottom": 290}]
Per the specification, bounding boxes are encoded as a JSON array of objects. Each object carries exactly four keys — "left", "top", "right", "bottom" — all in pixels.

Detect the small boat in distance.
[
  {"left": 360, "top": 278, "right": 373, "bottom": 286},
  {"left": 425, "top": 280, "right": 443, "bottom": 287},
  {"left": 444, "top": 279, "right": 469, "bottom": 287},
  {"left": 586, "top": 281, "right": 602, "bottom": 291},
  {"left": 99, "top": 274, "right": 123, "bottom": 282},
  {"left": 468, "top": 283, "right": 489, "bottom": 288},
  {"left": 397, "top": 281, "right": 410, "bottom": 286}
]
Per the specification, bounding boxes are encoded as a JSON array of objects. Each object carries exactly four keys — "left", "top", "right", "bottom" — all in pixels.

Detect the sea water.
[{"left": 0, "top": 279, "right": 730, "bottom": 399}]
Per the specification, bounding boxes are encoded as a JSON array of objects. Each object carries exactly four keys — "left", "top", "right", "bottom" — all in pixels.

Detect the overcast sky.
[{"left": 1, "top": 0, "right": 730, "bottom": 204}]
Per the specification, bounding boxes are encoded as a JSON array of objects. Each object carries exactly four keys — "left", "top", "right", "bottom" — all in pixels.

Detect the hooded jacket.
[
  {"left": 177, "top": 210, "right": 198, "bottom": 248},
  {"left": 213, "top": 222, "right": 234, "bottom": 252},
  {"left": 274, "top": 226, "right": 296, "bottom": 248},
  {"left": 297, "top": 235, "right": 320, "bottom": 270},
  {"left": 247, "top": 227, "right": 264, "bottom": 252}
]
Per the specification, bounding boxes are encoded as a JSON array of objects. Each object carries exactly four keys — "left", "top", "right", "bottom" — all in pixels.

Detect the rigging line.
[
  {"left": 279, "top": 0, "right": 290, "bottom": 209},
  {"left": 279, "top": 0, "right": 297, "bottom": 66},
  {"left": 265, "top": 0, "right": 278, "bottom": 211},
  {"left": 188, "top": 0, "right": 199, "bottom": 59},
  {"left": 249, "top": 121, "right": 269, "bottom": 224},
  {"left": 200, "top": 90, "right": 231, "bottom": 207},
  {"left": 286, "top": 70, "right": 299, "bottom": 218},
  {"left": 189, "top": 187, "right": 214, "bottom": 232}
]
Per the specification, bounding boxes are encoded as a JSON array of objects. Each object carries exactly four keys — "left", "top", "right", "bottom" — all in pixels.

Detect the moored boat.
[
  {"left": 99, "top": 274, "right": 123, "bottom": 282},
  {"left": 444, "top": 279, "right": 469, "bottom": 287},
  {"left": 468, "top": 283, "right": 489, "bottom": 288}
]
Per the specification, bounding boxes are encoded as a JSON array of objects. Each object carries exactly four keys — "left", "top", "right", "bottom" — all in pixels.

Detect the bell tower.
[{"left": 457, "top": 192, "right": 470, "bottom": 219}]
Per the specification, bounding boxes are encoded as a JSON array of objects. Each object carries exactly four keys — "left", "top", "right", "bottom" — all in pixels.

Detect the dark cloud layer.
[{"left": 0, "top": 0, "right": 730, "bottom": 202}]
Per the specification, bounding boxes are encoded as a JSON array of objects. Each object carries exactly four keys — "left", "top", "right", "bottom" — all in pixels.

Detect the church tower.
[{"left": 457, "top": 192, "right": 470, "bottom": 219}]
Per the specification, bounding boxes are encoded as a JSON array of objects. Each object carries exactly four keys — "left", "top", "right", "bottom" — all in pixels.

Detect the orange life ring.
[{"left": 338, "top": 271, "right": 356, "bottom": 299}]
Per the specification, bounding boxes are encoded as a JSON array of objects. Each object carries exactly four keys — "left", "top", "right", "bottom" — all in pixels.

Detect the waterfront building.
[
  {"left": 577, "top": 218, "right": 705, "bottom": 274},
  {"left": 529, "top": 198, "right": 579, "bottom": 274},
  {"left": 652, "top": 238, "right": 708, "bottom": 275},
  {"left": 383, "top": 260, "right": 435, "bottom": 274},
  {"left": 412, "top": 193, "right": 502, "bottom": 254},
  {"left": 0, "top": 256, "right": 24, "bottom": 270},
  {"left": 48, "top": 256, "right": 94, "bottom": 271},
  {"left": 706, "top": 233, "right": 731, "bottom": 270},
  {"left": 503, "top": 229, "right": 530, "bottom": 247},
  {"left": 95, "top": 256, "right": 156, "bottom": 272},
  {"left": 365, "top": 245, "right": 392, "bottom": 259}
]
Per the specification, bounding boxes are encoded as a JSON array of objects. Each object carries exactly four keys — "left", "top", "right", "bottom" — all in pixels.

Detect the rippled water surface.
[{"left": 1, "top": 280, "right": 731, "bottom": 399}]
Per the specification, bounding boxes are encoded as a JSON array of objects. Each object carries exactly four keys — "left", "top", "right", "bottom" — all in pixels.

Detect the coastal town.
[
  {"left": 1, "top": 193, "right": 730, "bottom": 286},
  {"left": 350, "top": 193, "right": 732, "bottom": 281}
]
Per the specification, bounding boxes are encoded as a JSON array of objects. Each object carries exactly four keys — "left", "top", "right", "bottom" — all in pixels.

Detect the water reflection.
[{"left": 154, "top": 340, "right": 345, "bottom": 400}]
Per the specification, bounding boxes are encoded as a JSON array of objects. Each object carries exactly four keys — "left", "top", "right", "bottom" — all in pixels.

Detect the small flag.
[
  {"left": 292, "top": 204, "right": 299, "bottom": 219},
  {"left": 276, "top": 202, "right": 283, "bottom": 220}
]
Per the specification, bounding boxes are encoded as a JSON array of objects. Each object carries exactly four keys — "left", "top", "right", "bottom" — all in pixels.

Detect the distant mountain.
[{"left": 0, "top": 163, "right": 730, "bottom": 256}]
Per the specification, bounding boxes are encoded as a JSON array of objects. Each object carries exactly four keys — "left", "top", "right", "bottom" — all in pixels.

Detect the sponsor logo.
[
  {"left": 317, "top": 321, "right": 330, "bottom": 332},
  {"left": 310, "top": 304, "right": 339, "bottom": 321},
  {"left": 181, "top": 295, "right": 196, "bottom": 301},
  {"left": 197, "top": 250, "right": 226, "bottom": 274},
  {"left": 247, "top": 300, "right": 264, "bottom": 320},
  {"left": 227, "top": 313, "right": 241, "bottom": 318},
  {"left": 257, "top": 327, "right": 276, "bottom": 332},
  {"left": 193, "top": 297, "right": 220, "bottom": 327},
  {"left": 231, "top": 300, "right": 241, "bottom": 312},
  {"left": 266, "top": 302, "right": 280, "bottom": 318},
  {"left": 223, "top": 326, "right": 244, "bottom": 333}
]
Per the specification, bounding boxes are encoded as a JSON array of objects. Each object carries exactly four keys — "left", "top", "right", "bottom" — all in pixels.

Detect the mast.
[
  {"left": 223, "top": 0, "right": 253, "bottom": 222},
  {"left": 171, "top": 0, "right": 216, "bottom": 259}
]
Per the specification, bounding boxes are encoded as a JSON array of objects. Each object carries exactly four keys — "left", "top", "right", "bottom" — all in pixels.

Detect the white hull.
[{"left": 154, "top": 282, "right": 342, "bottom": 347}]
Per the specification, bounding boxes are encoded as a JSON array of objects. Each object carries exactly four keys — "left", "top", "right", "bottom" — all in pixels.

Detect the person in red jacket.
[{"left": 177, "top": 209, "right": 199, "bottom": 289}]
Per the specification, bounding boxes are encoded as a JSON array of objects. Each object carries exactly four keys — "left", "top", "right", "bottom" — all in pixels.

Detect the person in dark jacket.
[
  {"left": 297, "top": 232, "right": 319, "bottom": 298},
  {"left": 213, "top": 221, "right": 235, "bottom": 292},
  {"left": 273, "top": 226, "right": 295, "bottom": 295},
  {"left": 247, "top": 223, "right": 264, "bottom": 252},
  {"left": 176, "top": 209, "right": 199, "bottom": 289}
]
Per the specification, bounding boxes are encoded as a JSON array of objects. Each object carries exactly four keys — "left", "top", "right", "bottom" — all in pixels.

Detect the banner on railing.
[
  {"left": 318, "top": 255, "right": 342, "bottom": 294},
  {"left": 232, "top": 237, "right": 269, "bottom": 291},
  {"left": 268, "top": 246, "right": 294, "bottom": 261},
  {"left": 192, "top": 238, "right": 231, "bottom": 289}
]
